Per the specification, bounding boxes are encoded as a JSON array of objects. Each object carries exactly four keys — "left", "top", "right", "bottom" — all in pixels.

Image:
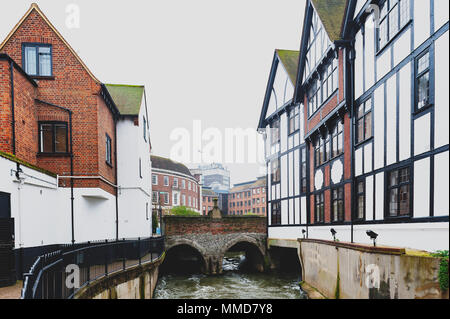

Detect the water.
[{"left": 154, "top": 255, "right": 303, "bottom": 299}]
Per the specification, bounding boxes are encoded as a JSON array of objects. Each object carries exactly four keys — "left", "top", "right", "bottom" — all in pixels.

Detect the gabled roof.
[
  {"left": 0, "top": 3, "right": 100, "bottom": 83},
  {"left": 257, "top": 49, "right": 300, "bottom": 129},
  {"left": 104, "top": 84, "right": 145, "bottom": 116},
  {"left": 151, "top": 155, "right": 193, "bottom": 177},
  {"left": 311, "top": 0, "right": 348, "bottom": 42},
  {"left": 276, "top": 49, "right": 300, "bottom": 86},
  {"left": 230, "top": 177, "right": 266, "bottom": 193}
]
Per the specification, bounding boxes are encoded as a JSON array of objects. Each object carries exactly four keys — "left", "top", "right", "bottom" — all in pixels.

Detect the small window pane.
[
  {"left": 40, "top": 124, "right": 53, "bottom": 153},
  {"left": 38, "top": 47, "right": 51, "bottom": 76},
  {"left": 25, "top": 47, "right": 37, "bottom": 75},
  {"left": 389, "top": 188, "right": 399, "bottom": 216},
  {"left": 417, "top": 73, "right": 429, "bottom": 109},
  {"left": 55, "top": 125, "right": 67, "bottom": 153}
]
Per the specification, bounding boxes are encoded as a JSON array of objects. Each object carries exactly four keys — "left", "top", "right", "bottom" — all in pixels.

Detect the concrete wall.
[
  {"left": 298, "top": 239, "right": 447, "bottom": 299},
  {"left": 75, "top": 254, "right": 164, "bottom": 299}
]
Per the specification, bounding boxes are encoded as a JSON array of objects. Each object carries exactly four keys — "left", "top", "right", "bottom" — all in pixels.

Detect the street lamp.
[
  {"left": 366, "top": 230, "right": 378, "bottom": 247},
  {"left": 330, "top": 228, "right": 337, "bottom": 242}
]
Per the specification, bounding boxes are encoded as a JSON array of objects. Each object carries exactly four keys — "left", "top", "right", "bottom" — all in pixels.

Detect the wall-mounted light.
[
  {"left": 330, "top": 228, "right": 337, "bottom": 242},
  {"left": 366, "top": 230, "right": 378, "bottom": 247}
]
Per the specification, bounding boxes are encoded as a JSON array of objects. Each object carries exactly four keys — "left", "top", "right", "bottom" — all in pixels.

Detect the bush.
[
  {"left": 170, "top": 206, "right": 201, "bottom": 217},
  {"left": 431, "top": 250, "right": 449, "bottom": 291}
]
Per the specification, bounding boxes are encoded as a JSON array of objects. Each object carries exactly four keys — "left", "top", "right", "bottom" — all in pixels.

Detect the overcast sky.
[{"left": 1, "top": 0, "right": 305, "bottom": 185}]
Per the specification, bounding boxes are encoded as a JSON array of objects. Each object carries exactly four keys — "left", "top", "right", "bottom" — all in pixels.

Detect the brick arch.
[
  {"left": 219, "top": 235, "right": 266, "bottom": 263},
  {"left": 164, "top": 238, "right": 208, "bottom": 271}
]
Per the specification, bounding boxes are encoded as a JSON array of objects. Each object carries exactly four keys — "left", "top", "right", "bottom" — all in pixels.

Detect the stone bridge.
[{"left": 162, "top": 215, "right": 267, "bottom": 274}]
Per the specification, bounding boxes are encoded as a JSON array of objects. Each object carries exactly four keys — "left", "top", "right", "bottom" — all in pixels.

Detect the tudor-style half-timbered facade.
[
  {"left": 258, "top": 49, "right": 309, "bottom": 240},
  {"left": 258, "top": 0, "right": 448, "bottom": 252},
  {"left": 347, "top": 0, "right": 449, "bottom": 250}
]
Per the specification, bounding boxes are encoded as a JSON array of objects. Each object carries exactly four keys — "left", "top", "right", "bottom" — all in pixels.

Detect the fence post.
[
  {"left": 138, "top": 237, "right": 141, "bottom": 265},
  {"left": 105, "top": 239, "right": 108, "bottom": 276}
]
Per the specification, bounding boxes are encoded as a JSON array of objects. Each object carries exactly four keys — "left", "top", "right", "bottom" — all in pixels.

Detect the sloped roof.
[
  {"left": 202, "top": 188, "right": 217, "bottom": 196},
  {"left": 151, "top": 155, "right": 193, "bottom": 177},
  {"left": 105, "top": 84, "right": 144, "bottom": 116},
  {"left": 230, "top": 177, "right": 266, "bottom": 193},
  {"left": 0, "top": 3, "right": 100, "bottom": 83},
  {"left": 276, "top": 49, "right": 300, "bottom": 86},
  {"left": 311, "top": 0, "right": 348, "bottom": 41}
]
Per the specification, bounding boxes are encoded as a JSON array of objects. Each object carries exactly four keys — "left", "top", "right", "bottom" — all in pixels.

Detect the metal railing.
[{"left": 21, "top": 237, "right": 165, "bottom": 299}]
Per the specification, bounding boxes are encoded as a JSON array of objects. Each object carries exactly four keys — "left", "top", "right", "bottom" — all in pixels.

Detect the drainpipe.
[
  {"left": 348, "top": 46, "right": 356, "bottom": 244},
  {"left": 10, "top": 61, "right": 16, "bottom": 155}
]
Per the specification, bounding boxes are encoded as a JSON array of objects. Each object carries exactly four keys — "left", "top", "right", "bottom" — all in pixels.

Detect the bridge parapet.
[{"left": 163, "top": 216, "right": 267, "bottom": 274}]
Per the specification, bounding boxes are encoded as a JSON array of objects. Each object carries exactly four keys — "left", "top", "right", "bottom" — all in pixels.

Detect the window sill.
[
  {"left": 105, "top": 161, "right": 113, "bottom": 168},
  {"left": 37, "top": 152, "right": 71, "bottom": 157},
  {"left": 413, "top": 104, "right": 433, "bottom": 117},
  {"left": 355, "top": 136, "right": 374, "bottom": 148},
  {"left": 30, "top": 75, "right": 55, "bottom": 80}
]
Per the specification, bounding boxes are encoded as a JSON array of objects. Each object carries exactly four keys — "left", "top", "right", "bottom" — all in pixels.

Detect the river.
[{"left": 154, "top": 254, "right": 303, "bottom": 299}]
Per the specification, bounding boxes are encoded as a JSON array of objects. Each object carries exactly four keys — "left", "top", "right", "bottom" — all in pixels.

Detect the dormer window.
[{"left": 22, "top": 43, "right": 52, "bottom": 77}]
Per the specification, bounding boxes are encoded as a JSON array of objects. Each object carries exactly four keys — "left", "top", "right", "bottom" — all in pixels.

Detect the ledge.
[
  {"left": 297, "top": 238, "right": 406, "bottom": 256},
  {"left": 0, "top": 151, "right": 57, "bottom": 177}
]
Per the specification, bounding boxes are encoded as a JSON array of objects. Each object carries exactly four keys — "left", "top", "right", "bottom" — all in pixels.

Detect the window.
[
  {"left": 288, "top": 107, "right": 300, "bottom": 135},
  {"left": 271, "top": 159, "right": 281, "bottom": 184},
  {"left": 188, "top": 196, "right": 192, "bottom": 207},
  {"left": 271, "top": 201, "right": 281, "bottom": 225},
  {"left": 173, "top": 178, "right": 178, "bottom": 188},
  {"left": 271, "top": 119, "right": 280, "bottom": 145},
  {"left": 152, "top": 191, "right": 159, "bottom": 204},
  {"left": 182, "top": 195, "right": 186, "bottom": 206},
  {"left": 315, "top": 137, "right": 325, "bottom": 167},
  {"left": 164, "top": 176, "right": 169, "bottom": 186},
  {"left": 331, "top": 187, "right": 344, "bottom": 222},
  {"left": 152, "top": 174, "right": 158, "bottom": 185},
  {"left": 308, "top": 78, "right": 320, "bottom": 116},
  {"left": 378, "top": 0, "right": 411, "bottom": 49},
  {"left": 162, "top": 192, "right": 169, "bottom": 205},
  {"left": 39, "top": 122, "right": 68, "bottom": 154},
  {"left": 106, "top": 134, "right": 112, "bottom": 165},
  {"left": 387, "top": 167, "right": 411, "bottom": 217},
  {"left": 331, "top": 122, "right": 344, "bottom": 158},
  {"left": 182, "top": 180, "right": 186, "bottom": 189},
  {"left": 321, "top": 59, "right": 339, "bottom": 103},
  {"left": 356, "top": 180, "right": 365, "bottom": 220},
  {"left": 22, "top": 43, "right": 52, "bottom": 76},
  {"left": 301, "top": 147, "right": 307, "bottom": 194},
  {"left": 188, "top": 182, "right": 191, "bottom": 191},
  {"left": 315, "top": 193, "right": 324, "bottom": 223},
  {"left": 415, "top": 50, "right": 431, "bottom": 111},
  {"left": 357, "top": 99, "right": 372, "bottom": 144}
]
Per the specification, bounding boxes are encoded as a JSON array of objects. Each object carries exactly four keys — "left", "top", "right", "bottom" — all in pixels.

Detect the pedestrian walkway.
[{"left": 0, "top": 281, "right": 22, "bottom": 299}]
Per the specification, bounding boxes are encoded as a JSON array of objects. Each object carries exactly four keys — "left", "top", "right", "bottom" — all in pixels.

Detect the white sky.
[{"left": 0, "top": 0, "right": 305, "bottom": 185}]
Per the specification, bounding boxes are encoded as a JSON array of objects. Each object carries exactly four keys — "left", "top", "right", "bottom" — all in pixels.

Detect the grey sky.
[{"left": 1, "top": 0, "right": 305, "bottom": 185}]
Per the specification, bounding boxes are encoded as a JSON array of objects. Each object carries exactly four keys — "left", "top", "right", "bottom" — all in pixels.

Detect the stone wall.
[
  {"left": 74, "top": 254, "right": 165, "bottom": 299},
  {"left": 298, "top": 239, "right": 447, "bottom": 299}
]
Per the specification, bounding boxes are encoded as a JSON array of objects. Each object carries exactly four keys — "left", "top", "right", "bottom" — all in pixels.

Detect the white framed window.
[
  {"left": 173, "top": 193, "right": 179, "bottom": 206},
  {"left": 182, "top": 180, "right": 186, "bottom": 189},
  {"left": 188, "top": 196, "right": 192, "bottom": 207},
  {"left": 182, "top": 195, "right": 186, "bottom": 206},
  {"left": 152, "top": 191, "right": 159, "bottom": 204},
  {"left": 188, "top": 182, "right": 191, "bottom": 191},
  {"left": 164, "top": 176, "right": 169, "bottom": 186},
  {"left": 173, "top": 178, "right": 179, "bottom": 188},
  {"left": 161, "top": 192, "right": 169, "bottom": 205},
  {"left": 152, "top": 174, "right": 158, "bottom": 185}
]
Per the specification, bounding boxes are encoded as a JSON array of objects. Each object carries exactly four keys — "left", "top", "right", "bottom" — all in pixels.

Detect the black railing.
[{"left": 21, "top": 237, "right": 165, "bottom": 299}]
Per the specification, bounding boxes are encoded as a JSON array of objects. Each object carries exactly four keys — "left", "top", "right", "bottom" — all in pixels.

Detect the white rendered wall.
[{"left": 116, "top": 93, "right": 152, "bottom": 239}]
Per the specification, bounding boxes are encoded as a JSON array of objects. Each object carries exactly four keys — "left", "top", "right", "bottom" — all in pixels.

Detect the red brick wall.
[
  {"left": 164, "top": 216, "right": 267, "bottom": 236},
  {"left": 0, "top": 60, "right": 11, "bottom": 153},
  {"left": 228, "top": 186, "right": 266, "bottom": 216},
  {"left": 0, "top": 9, "right": 117, "bottom": 195}
]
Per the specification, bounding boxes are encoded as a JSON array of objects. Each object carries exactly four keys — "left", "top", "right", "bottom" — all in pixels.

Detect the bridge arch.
[
  {"left": 219, "top": 235, "right": 266, "bottom": 273},
  {"left": 163, "top": 239, "right": 208, "bottom": 274}
]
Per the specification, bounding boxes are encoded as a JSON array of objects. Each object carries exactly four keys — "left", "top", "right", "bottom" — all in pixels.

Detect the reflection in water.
[{"left": 154, "top": 253, "right": 303, "bottom": 299}]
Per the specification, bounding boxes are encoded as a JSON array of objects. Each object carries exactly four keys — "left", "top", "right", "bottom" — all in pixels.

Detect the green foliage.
[
  {"left": 152, "top": 211, "right": 159, "bottom": 233},
  {"left": 431, "top": 250, "right": 449, "bottom": 291},
  {"left": 170, "top": 206, "right": 201, "bottom": 217}
]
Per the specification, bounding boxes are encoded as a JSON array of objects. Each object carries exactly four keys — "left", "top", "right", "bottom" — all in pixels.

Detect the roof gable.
[
  {"left": 105, "top": 84, "right": 144, "bottom": 116},
  {"left": 257, "top": 49, "right": 300, "bottom": 129},
  {"left": 311, "top": 0, "right": 348, "bottom": 42},
  {"left": 0, "top": 3, "right": 100, "bottom": 83}
]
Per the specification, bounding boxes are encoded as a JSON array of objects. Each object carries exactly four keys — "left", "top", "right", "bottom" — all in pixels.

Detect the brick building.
[
  {"left": 228, "top": 177, "right": 267, "bottom": 216},
  {"left": 151, "top": 155, "right": 201, "bottom": 214},
  {"left": 0, "top": 3, "right": 152, "bottom": 277}
]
